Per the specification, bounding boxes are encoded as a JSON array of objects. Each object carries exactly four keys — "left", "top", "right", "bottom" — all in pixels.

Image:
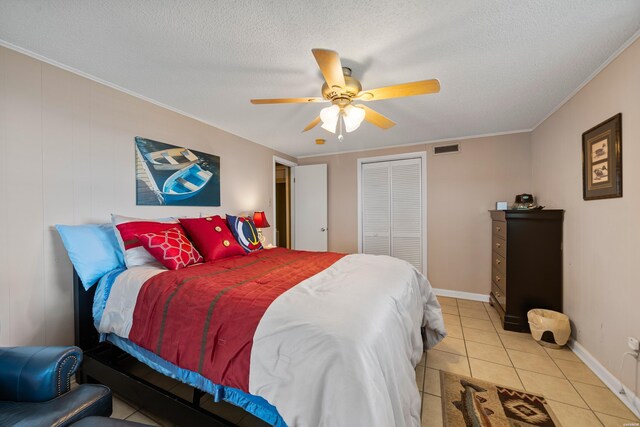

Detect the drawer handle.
[
  {"left": 496, "top": 226, "right": 501, "bottom": 232},
  {"left": 496, "top": 259, "right": 501, "bottom": 265},
  {"left": 495, "top": 242, "right": 502, "bottom": 248},
  {"left": 495, "top": 290, "right": 502, "bottom": 297},
  {"left": 495, "top": 275, "right": 501, "bottom": 282}
]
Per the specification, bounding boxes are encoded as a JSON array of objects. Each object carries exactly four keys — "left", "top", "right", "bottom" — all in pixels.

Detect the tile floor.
[
  {"left": 418, "top": 297, "right": 640, "bottom": 427},
  {"left": 106, "top": 296, "right": 640, "bottom": 426}
]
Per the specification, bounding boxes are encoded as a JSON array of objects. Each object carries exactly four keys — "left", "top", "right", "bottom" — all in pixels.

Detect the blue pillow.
[
  {"left": 226, "top": 214, "right": 263, "bottom": 253},
  {"left": 56, "top": 224, "right": 125, "bottom": 289}
]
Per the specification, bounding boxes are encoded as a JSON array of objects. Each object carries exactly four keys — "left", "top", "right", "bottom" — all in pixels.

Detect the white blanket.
[{"left": 99, "top": 253, "right": 446, "bottom": 427}]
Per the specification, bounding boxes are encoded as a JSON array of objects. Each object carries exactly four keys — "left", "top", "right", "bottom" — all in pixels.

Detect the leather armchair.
[{"left": 0, "top": 346, "right": 112, "bottom": 427}]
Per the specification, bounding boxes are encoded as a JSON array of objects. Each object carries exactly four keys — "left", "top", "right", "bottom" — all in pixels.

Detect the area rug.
[{"left": 440, "top": 371, "right": 561, "bottom": 426}]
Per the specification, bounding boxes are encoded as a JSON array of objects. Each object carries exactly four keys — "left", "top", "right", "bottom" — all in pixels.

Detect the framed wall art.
[
  {"left": 582, "top": 113, "right": 622, "bottom": 201},
  {"left": 135, "top": 136, "right": 221, "bottom": 206}
]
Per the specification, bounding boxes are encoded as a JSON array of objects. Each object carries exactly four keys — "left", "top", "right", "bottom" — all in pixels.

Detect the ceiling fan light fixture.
[
  {"left": 320, "top": 104, "right": 340, "bottom": 133},
  {"left": 343, "top": 104, "right": 366, "bottom": 132},
  {"left": 251, "top": 49, "right": 434, "bottom": 138}
]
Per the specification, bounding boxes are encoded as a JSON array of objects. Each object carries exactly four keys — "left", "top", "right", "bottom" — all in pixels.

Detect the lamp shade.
[
  {"left": 252, "top": 211, "right": 270, "bottom": 228},
  {"left": 343, "top": 105, "right": 365, "bottom": 132},
  {"left": 320, "top": 104, "right": 340, "bottom": 133}
]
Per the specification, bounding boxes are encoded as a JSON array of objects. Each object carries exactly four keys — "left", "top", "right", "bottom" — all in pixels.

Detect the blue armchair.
[{"left": 0, "top": 346, "right": 112, "bottom": 426}]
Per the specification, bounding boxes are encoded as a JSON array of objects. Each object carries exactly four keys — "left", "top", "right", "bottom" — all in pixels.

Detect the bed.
[{"left": 72, "top": 242, "right": 445, "bottom": 426}]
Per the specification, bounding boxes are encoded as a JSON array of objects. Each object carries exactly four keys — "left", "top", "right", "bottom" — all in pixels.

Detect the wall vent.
[{"left": 433, "top": 143, "right": 460, "bottom": 155}]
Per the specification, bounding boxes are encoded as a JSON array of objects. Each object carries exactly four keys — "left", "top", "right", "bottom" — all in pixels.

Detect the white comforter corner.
[
  {"left": 249, "top": 254, "right": 445, "bottom": 427},
  {"left": 98, "top": 264, "right": 165, "bottom": 337}
]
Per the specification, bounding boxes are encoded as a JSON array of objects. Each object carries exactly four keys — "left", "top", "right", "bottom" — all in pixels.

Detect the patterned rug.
[{"left": 441, "top": 372, "right": 561, "bottom": 426}]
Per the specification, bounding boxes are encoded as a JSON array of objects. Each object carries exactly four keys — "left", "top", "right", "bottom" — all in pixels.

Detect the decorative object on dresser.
[
  {"left": 489, "top": 209, "right": 564, "bottom": 332},
  {"left": 511, "top": 193, "right": 536, "bottom": 210},
  {"left": 582, "top": 113, "right": 622, "bottom": 200}
]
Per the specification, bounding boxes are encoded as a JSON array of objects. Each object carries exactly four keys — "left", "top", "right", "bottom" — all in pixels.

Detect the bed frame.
[{"left": 72, "top": 270, "right": 249, "bottom": 426}]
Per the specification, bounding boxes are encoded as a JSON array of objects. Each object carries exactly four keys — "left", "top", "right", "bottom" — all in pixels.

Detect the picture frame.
[
  {"left": 134, "top": 137, "right": 221, "bottom": 206},
  {"left": 582, "top": 113, "right": 622, "bottom": 200}
]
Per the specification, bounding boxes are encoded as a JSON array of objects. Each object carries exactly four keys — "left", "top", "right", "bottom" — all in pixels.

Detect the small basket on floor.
[{"left": 527, "top": 309, "right": 571, "bottom": 348}]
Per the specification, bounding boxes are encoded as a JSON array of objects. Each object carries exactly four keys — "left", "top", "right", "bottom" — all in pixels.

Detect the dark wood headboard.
[{"left": 72, "top": 270, "right": 100, "bottom": 351}]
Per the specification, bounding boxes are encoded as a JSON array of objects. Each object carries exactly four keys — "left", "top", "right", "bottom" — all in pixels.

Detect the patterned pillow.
[
  {"left": 226, "top": 214, "right": 263, "bottom": 252},
  {"left": 137, "top": 228, "right": 203, "bottom": 270},
  {"left": 179, "top": 216, "right": 246, "bottom": 262},
  {"left": 111, "top": 214, "right": 181, "bottom": 268}
]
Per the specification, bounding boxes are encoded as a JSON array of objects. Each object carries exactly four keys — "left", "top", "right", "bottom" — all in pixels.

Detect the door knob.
[{"left": 320, "top": 227, "right": 327, "bottom": 232}]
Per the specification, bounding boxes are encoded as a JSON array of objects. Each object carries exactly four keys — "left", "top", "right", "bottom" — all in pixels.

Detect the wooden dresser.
[{"left": 489, "top": 209, "right": 564, "bottom": 332}]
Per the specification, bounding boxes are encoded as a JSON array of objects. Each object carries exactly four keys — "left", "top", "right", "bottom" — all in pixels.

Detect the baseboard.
[
  {"left": 432, "top": 288, "right": 490, "bottom": 303},
  {"left": 569, "top": 339, "right": 640, "bottom": 419}
]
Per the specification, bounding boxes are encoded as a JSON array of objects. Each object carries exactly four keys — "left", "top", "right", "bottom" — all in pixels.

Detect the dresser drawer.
[
  {"left": 492, "top": 221, "right": 506, "bottom": 240},
  {"left": 492, "top": 266, "right": 506, "bottom": 291},
  {"left": 491, "top": 281, "right": 506, "bottom": 311},
  {"left": 492, "top": 234, "right": 506, "bottom": 257},
  {"left": 493, "top": 251, "right": 506, "bottom": 273},
  {"left": 490, "top": 210, "right": 506, "bottom": 222}
]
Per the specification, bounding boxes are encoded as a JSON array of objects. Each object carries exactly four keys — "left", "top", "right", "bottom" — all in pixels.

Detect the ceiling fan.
[{"left": 250, "top": 49, "right": 440, "bottom": 141}]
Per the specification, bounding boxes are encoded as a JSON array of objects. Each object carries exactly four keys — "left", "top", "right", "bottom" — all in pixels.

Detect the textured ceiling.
[{"left": 1, "top": 1, "right": 639, "bottom": 157}]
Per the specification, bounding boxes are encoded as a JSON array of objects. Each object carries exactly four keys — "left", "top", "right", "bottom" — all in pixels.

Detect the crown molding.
[
  {"left": 0, "top": 38, "right": 279, "bottom": 153},
  {"left": 531, "top": 28, "right": 640, "bottom": 131},
  {"left": 296, "top": 129, "right": 532, "bottom": 159}
]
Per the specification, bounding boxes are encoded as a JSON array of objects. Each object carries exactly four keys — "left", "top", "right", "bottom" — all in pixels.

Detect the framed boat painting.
[
  {"left": 582, "top": 113, "right": 622, "bottom": 201},
  {"left": 135, "top": 137, "right": 221, "bottom": 206}
]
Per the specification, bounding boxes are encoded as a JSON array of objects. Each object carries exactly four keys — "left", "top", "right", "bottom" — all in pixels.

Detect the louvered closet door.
[
  {"left": 390, "top": 159, "right": 422, "bottom": 271},
  {"left": 361, "top": 163, "right": 391, "bottom": 255},
  {"left": 360, "top": 157, "right": 423, "bottom": 272}
]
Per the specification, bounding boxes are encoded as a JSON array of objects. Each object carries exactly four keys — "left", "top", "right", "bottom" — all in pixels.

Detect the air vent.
[{"left": 433, "top": 143, "right": 460, "bottom": 155}]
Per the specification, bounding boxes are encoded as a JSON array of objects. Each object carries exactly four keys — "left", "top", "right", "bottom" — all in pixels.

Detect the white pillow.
[{"left": 111, "top": 214, "right": 179, "bottom": 268}]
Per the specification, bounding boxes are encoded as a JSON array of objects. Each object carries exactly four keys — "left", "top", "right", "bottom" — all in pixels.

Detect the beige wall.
[
  {"left": 531, "top": 38, "right": 640, "bottom": 392},
  {"left": 299, "top": 132, "right": 532, "bottom": 294},
  {"left": 0, "top": 46, "right": 293, "bottom": 346}
]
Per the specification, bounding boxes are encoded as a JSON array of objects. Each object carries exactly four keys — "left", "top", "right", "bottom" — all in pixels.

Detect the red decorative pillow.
[
  {"left": 137, "top": 228, "right": 203, "bottom": 270},
  {"left": 111, "top": 214, "right": 181, "bottom": 268},
  {"left": 179, "top": 216, "right": 246, "bottom": 262}
]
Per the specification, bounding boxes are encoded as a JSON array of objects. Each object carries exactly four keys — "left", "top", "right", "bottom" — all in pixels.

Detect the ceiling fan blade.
[
  {"left": 357, "top": 79, "right": 440, "bottom": 101},
  {"left": 302, "top": 116, "right": 321, "bottom": 132},
  {"left": 251, "top": 97, "right": 327, "bottom": 104},
  {"left": 355, "top": 104, "right": 396, "bottom": 129},
  {"left": 312, "top": 49, "right": 346, "bottom": 90}
]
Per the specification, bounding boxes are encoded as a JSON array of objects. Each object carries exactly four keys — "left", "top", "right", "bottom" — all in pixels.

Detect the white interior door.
[{"left": 293, "top": 164, "right": 328, "bottom": 251}]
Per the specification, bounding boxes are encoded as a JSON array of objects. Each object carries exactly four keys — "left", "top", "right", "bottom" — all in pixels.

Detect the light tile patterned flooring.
[
  {"left": 418, "top": 297, "right": 640, "bottom": 427},
  {"left": 107, "top": 296, "right": 640, "bottom": 426}
]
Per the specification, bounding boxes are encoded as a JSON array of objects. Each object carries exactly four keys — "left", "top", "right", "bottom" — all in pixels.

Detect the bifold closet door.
[
  {"left": 361, "top": 162, "right": 391, "bottom": 256},
  {"left": 360, "top": 158, "right": 423, "bottom": 271},
  {"left": 390, "top": 159, "right": 422, "bottom": 271}
]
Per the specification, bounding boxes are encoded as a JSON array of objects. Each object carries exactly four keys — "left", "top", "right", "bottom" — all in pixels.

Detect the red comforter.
[{"left": 128, "top": 248, "right": 345, "bottom": 392}]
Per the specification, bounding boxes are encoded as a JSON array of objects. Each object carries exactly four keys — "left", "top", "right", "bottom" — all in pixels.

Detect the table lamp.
[{"left": 252, "top": 211, "right": 270, "bottom": 243}]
